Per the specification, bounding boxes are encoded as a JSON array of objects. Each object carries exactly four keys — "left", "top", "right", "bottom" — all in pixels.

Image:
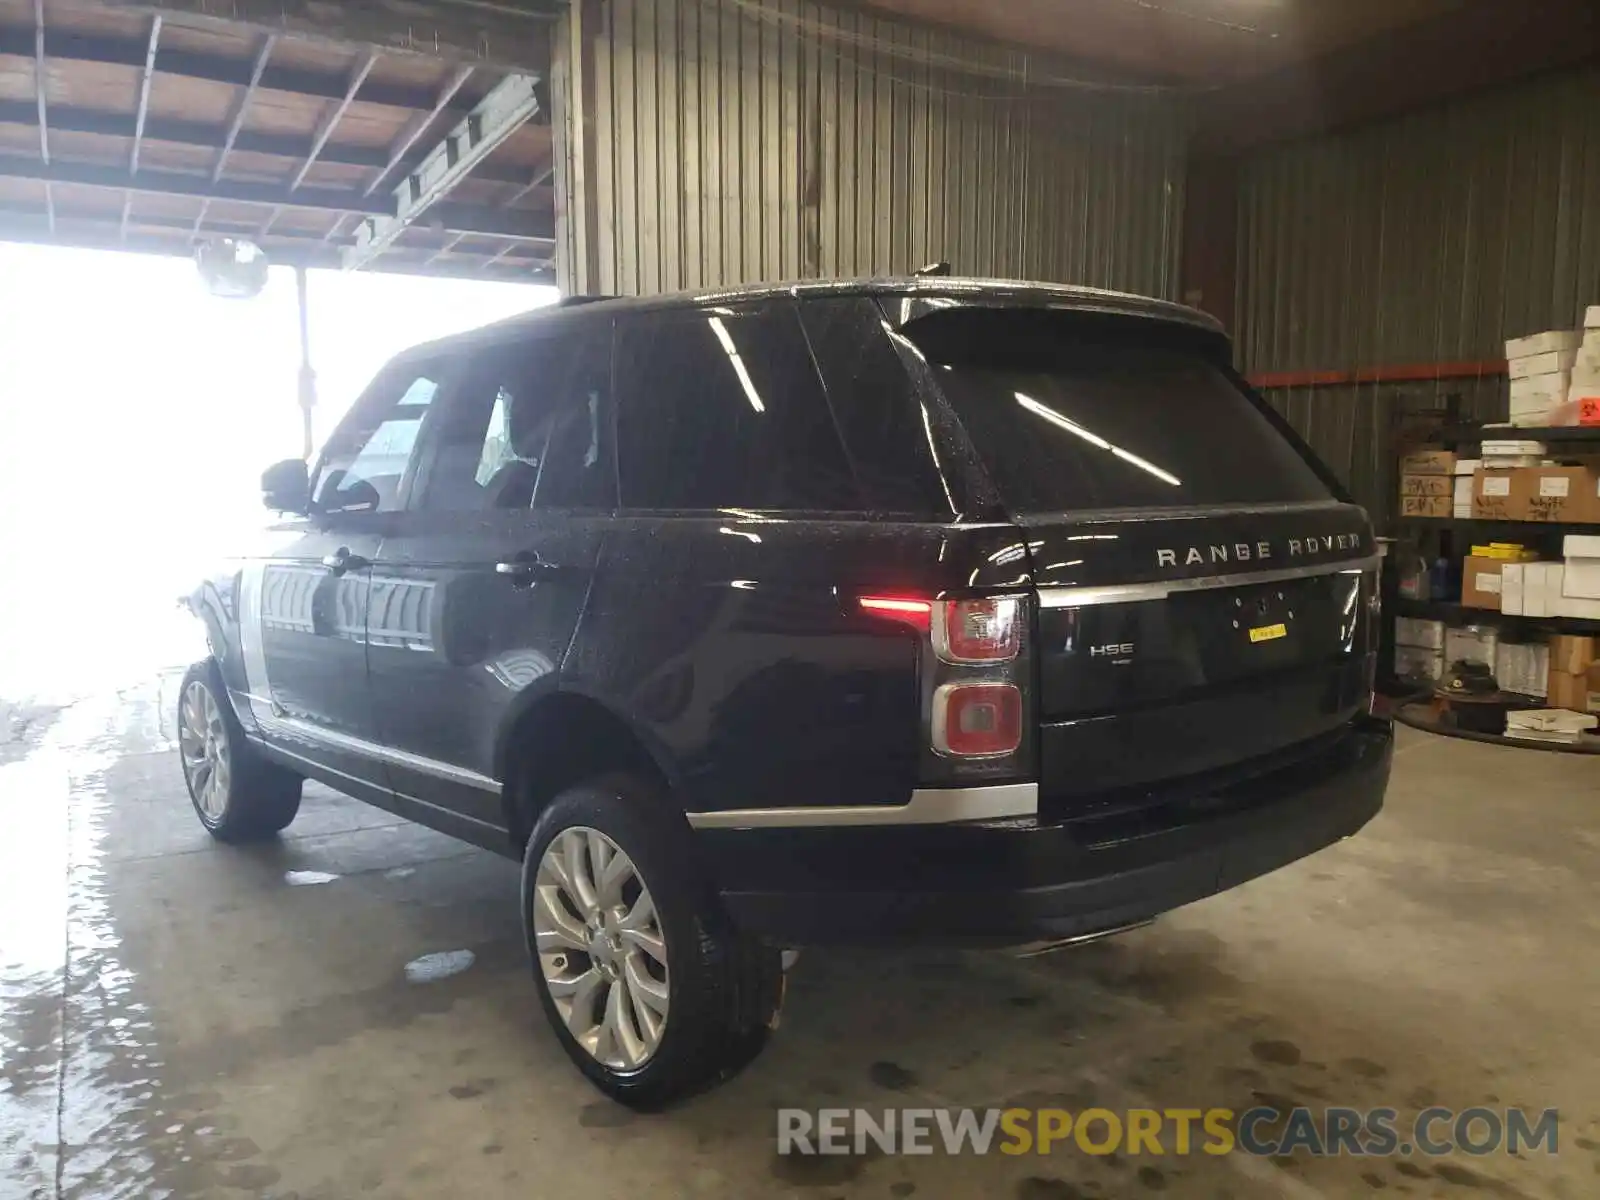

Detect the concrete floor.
[{"left": 2, "top": 674, "right": 1598, "bottom": 1200}]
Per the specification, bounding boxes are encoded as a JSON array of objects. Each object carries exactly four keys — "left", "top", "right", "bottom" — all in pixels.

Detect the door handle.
[
  {"left": 495, "top": 554, "right": 558, "bottom": 587},
  {"left": 322, "top": 547, "right": 371, "bottom": 576}
]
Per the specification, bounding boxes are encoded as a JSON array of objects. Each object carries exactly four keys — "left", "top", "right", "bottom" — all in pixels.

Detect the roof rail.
[{"left": 556, "top": 294, "right": 617, "bottom": 307}]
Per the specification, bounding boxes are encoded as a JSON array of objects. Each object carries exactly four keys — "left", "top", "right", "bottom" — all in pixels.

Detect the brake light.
[
  {"left": 933, "top": 597, "right": 1021, "bottom": 663},
  {"left": 931, "top": 683, "right": 1022, "bottom": 757},
  {"left": 858, "top": 596, "right": 934, "bottom": 631}
]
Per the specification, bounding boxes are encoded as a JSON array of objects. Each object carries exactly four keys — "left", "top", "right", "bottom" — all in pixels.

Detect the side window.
[
  {"left": 614, "top": 303, "right": 862, "bottom": 512},
  {"left": 313, "top": 369, "right": 440, "bottom": 514},
  {"left": 415, "top": 330, "right": 613, "bottom": 513},
  {"left": 799, "top": 298, "right": 954, "bottom": 517}
]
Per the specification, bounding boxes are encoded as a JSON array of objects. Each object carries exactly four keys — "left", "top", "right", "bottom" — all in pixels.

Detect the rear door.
[
  {"left": 365, "top": 328, "right": 614, "bottom": 835},
  {"left": 899, "top": 306, "right": 1378, "bottom": 804}
]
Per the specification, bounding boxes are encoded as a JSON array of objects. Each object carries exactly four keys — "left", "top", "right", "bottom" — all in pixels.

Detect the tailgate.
[{"left": 1029, "top": 505, "right": 1378, "bottom": 800}]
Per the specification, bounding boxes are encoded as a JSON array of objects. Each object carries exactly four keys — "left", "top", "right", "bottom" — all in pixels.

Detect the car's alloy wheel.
[
  {"left": 532, "top": 827, "right": 670, "bottom": 1071},
  {"left": 179, "top": 679, "right": 231, "bottom": 819}
]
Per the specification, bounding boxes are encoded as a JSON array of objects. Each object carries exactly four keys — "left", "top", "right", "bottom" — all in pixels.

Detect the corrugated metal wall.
[
  {"left": 553, "top": 0, "right": 1187, "bottom": 298},
  {"left": 1237, "top": 66, "right": 1600, "bottom": 522}
]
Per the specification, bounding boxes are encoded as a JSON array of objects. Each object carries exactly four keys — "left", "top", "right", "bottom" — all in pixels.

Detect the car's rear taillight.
[
  {"left": 858, "top": 590, "right": 1035, "bottom": 772},
  {"left": 931, "top": 683, "right": 1022, "bottom": 757},
  {"left": 933, "top": 597, "right": 1021, "bottom": 663}
]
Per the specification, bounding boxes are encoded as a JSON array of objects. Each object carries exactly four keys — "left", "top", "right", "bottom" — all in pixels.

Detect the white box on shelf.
[
  {"left": 1394, "top": 646, "right": 1443, "bottom": 683},
  {"left": 1506, "top": 330, "right": 1582, "bottom": 359},
  {"left": 1394, "top": 616, "right": 1445, "bottom": 649},
  {"left": 1453, "top": 476, "right": 1474, "bottom": 509},
  {"left": 1453, "top": 458, "right": 1481, "bottom": 475},
  {"left": 1509, "top": 349, "right": 1579, "bottom": 378},
  {"left": 1529, "top": 645, "right": 1550, "bottom": 698},
  {"left": 1557, "top": 593, "right": 1600, "bottom": 620},
  {"left": 1445, "top": 624, "right": 1499, "bottom": 668},
  {"left": 1524, "top": 563, "right": 1550, "bottom": 617},
  {"left": 1564, "top": 557, "right": 1600, "bottom": 601},
  {"left": 1564, "top": 535, "right": 1600, "bottom": 557},
  {"left": 1584, "top": 305, "right": 1600, "bottom": 329},
  {"left": 1480, "top": 440, "right": 1547, "bottom": 455},
  {"left": 1510, "top": 373, "right": 1570, "bottom": 406},
  {"left": 1501, "top": 562, "right": 1526, "bottom": 615}
]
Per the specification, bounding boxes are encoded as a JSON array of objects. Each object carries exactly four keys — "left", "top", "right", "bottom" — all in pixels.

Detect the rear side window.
[
  {"left": 614, "top": 303, "right": 862, "bottom": 512},
  {"left": 906, "top": 308, "right": 1331, "bottom": 513}
]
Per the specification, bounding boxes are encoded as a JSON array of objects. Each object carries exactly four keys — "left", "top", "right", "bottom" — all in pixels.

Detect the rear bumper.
[{"left": 697, "top": 717, "right": 1392, "bottom": 946}]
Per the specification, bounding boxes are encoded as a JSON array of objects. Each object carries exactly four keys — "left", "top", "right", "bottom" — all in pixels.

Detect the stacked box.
[
  {"left": 1506, "top": 330, "right": 1581, "bottom": 425},
  {"left": 1567, "top": 309, "right": 1600, "bottom": 424},
  {"left": 1397, "top": 449, "right": 1454, "bottom": 518},
  {"left": 1393, "top": 614, "right": 1445, "bottom": 684},
  {"left": 1452, "top": 458, "right": 1478, "bottom": 517},
  {"left": 1548, "top": 635, "right": 1596, "bottom": 712},
  {"left": 1495, "top": 642, "right": 1551, "bottom": 698}
]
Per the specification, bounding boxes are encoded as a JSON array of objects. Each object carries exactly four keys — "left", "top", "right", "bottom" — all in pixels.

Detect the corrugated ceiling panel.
[{"left": 559, "top": 0, "right": 1187, "bottom": 297}]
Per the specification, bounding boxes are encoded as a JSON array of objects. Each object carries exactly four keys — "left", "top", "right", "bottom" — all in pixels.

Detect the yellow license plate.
[{"left": 1249, "top": 623, "right": 1288, "bottom": 643}]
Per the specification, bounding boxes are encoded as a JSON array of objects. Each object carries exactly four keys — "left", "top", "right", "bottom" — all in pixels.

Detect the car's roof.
[{"left": 401, "top": 276, "right": 1223, "bottom": 361}]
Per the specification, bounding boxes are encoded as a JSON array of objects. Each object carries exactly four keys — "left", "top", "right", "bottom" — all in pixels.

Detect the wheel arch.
[{"left": 495, "top": 687, "right": 682, "bottom": 852}]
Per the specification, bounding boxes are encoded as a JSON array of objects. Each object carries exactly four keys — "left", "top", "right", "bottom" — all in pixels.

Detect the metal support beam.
[
  {"left": 295, "top": 266, "right": 318, "bottom": 459},
  {"left": 213, "top": 35, "right": 276, "bottom": 182},
  {"left": 0, "top": 100, "right": 530, "bottom": 184},
  {"left": 107, "top": 0, "right": 558, "bottom": 75},
  {"left": 290, "top": 51, "right": 378, "bottom": 191},
  {"left": 363, "top": 64, "right": 475, "bottom": 197},
  {"left": 31, "top": 0, "right": 51, "bottom": 233},
  {"left": 346, "top": 73, "right": 541, "bottom": 270},
  {"left": 500, "top": 162, "right": 555, "bottom": 210},
  {"left": 0, "top": 155, "right": 391, "bottom": 216},
  {"left": 0, "top": 25, "right": 477, "bottom": 112},
  {"left": 423, "top": 230, "right": 469, "bottom": 267}
]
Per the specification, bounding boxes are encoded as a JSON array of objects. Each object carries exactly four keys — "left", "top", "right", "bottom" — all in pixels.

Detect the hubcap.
[
  {"left": 179, "top": 680, "right": 230, "bottom": 820},
  {"left": 532, "top": 827, "right": 669, "bottom": 1071}
]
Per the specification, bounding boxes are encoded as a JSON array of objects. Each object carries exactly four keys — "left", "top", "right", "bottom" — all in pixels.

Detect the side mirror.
[{"left": 261, "top": 458, "right": 310, "bottom": 514}]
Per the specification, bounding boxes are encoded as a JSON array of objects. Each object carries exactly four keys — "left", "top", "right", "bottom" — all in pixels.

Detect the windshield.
[{"left": 905, "top": 308, "right": 1333, "bottom": 513}]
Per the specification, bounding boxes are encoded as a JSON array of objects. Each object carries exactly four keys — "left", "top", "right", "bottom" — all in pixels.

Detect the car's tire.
[
  {"left": 177, "top": 660, "right": 302, "bottom": 843},
  {"left": 521, "top": 771, "right": 783, "bottom": 1109}
]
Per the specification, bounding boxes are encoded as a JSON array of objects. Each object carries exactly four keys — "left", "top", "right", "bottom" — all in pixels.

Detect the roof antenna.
[{"left": 915, "top": 261, "right": 952, "bottom": 277}]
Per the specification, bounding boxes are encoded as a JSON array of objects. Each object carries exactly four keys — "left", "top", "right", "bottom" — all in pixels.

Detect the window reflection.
[
  {"left": 1013, "top": 391, "right": 1182, "bottom": 488},
  {"left": 708, "top": 316, "right": 765, "bottom": 412}
]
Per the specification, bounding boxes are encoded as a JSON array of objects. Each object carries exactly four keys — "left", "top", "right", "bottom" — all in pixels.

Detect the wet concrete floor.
[{"left": 2, "top": 674, "right": 1598, "bottom": 1199}]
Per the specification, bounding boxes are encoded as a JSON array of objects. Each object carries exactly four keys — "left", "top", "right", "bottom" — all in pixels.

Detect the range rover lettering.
[{"left": 179, "top": 278, "right": 1392, "bottom": 1107}]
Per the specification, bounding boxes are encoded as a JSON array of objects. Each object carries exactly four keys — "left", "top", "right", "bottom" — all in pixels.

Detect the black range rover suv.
[{"left": 181, "top": 277, "right": 1392, "bottom": 1106}]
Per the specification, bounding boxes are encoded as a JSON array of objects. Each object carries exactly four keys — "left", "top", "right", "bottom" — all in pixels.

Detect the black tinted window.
[
  {"left": 313, "top": 367, "right": 441, "bottom": 514},
  {"left": 415, "top": 331, "right": 612, "bottom": 512},
  {"left": 614, "top": 304, "right": 861, "bottom": 512},
  {"left": 907, "top": 309, "right": 1330, "bottom": 513},
  {"left": 799, "top": 298, "right": 953, "bottom": 517}
]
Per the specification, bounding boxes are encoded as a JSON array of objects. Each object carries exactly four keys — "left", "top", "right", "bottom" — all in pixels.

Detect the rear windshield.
[{"left": 905, "top": 308, "right": 1332, "bottom": 513}]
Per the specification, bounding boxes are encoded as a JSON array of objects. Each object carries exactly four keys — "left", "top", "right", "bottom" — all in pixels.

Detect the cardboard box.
[
  {"left": 1506, "top": 330, "right": 1582, "bottom": 359},
  {"left": 1525, "top": 465, "right": 1600, "bottom": 522},
  {"left": 1510, "top": 372, "right": 1570, "bottom": 407},
  {"left": 1481, "top": 440, "right": 1546, "bottom": 456},
  {"left": 1581, "top": 396, "right": 1600, "bottom": 426},
  {"left": 1399, "top": 449, "right": 1455, "bottom": 475},
  {"left": 1585, "top": 306, "right": 1600, "bottom": 330},
  {"left": 1471, "top": 469, "right": 1521, "bottom": 519},
  {"left": 1400, "top": 474, "right": 1451, "bottom": 497},
  {"left": 1557, "top": 594, "right": 1600, "bottom": 620},
  {"left": 1564, "top": 556, "right": 1600, "bottom": 600},
  {"left": 1509, "top": 349, "right": 1579, "bottom": 378},
  {"left": 1587, "top": 662, "right": 1600, "bottom": 713},
  {"left": 1501, "top": 562, "right": 1526, "bottom": 615},
  {"left": 1394, "top": 646, "right": 1443, "bottom": 683},
  {"left": 1461, "top": 556, "right": 1504, "bottom": 609},
  {"left": 1550, "top": 635, "right": 1596, "bottom": 676},
  {"left": 1394, "top": 616, "right": 1445, "bottom": 649},
  {"left": 1548, "top": 670, "right": 1588, "bottom": 712},
  {"left": 1400, "top": 494, "right": 1451, "bottom": 518},
  {"left": 1496, "top": 642, "right": 1550, "bottom": 696},
  {"left": 1453, "top": 458, "right": 1481, "bottom": 475},
  {"left": 1524, "top": 563, "right": 1565, "bottom": 618}
]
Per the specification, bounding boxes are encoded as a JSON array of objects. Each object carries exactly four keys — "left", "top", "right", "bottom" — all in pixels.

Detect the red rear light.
[
  {"left": 858, "top": 596, "right": 934, "bottom": 631},
  {"left": 932, "top": 683, "right": 1022, "bottom": 758},
  {"left": 934, "top": 597, "right": 1021, "bottom": 663}
]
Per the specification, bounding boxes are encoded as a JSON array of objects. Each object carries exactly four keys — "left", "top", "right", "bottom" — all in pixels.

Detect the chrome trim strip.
[
  {"left": 685, "top": 783, "right": 1037, "bottom": 830},
  {"left": 270, "top": 717, "right": 502, "bottom": 794},
  {"left": 1037, "top": 555, "right": 1380, "bottom": 609}
]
